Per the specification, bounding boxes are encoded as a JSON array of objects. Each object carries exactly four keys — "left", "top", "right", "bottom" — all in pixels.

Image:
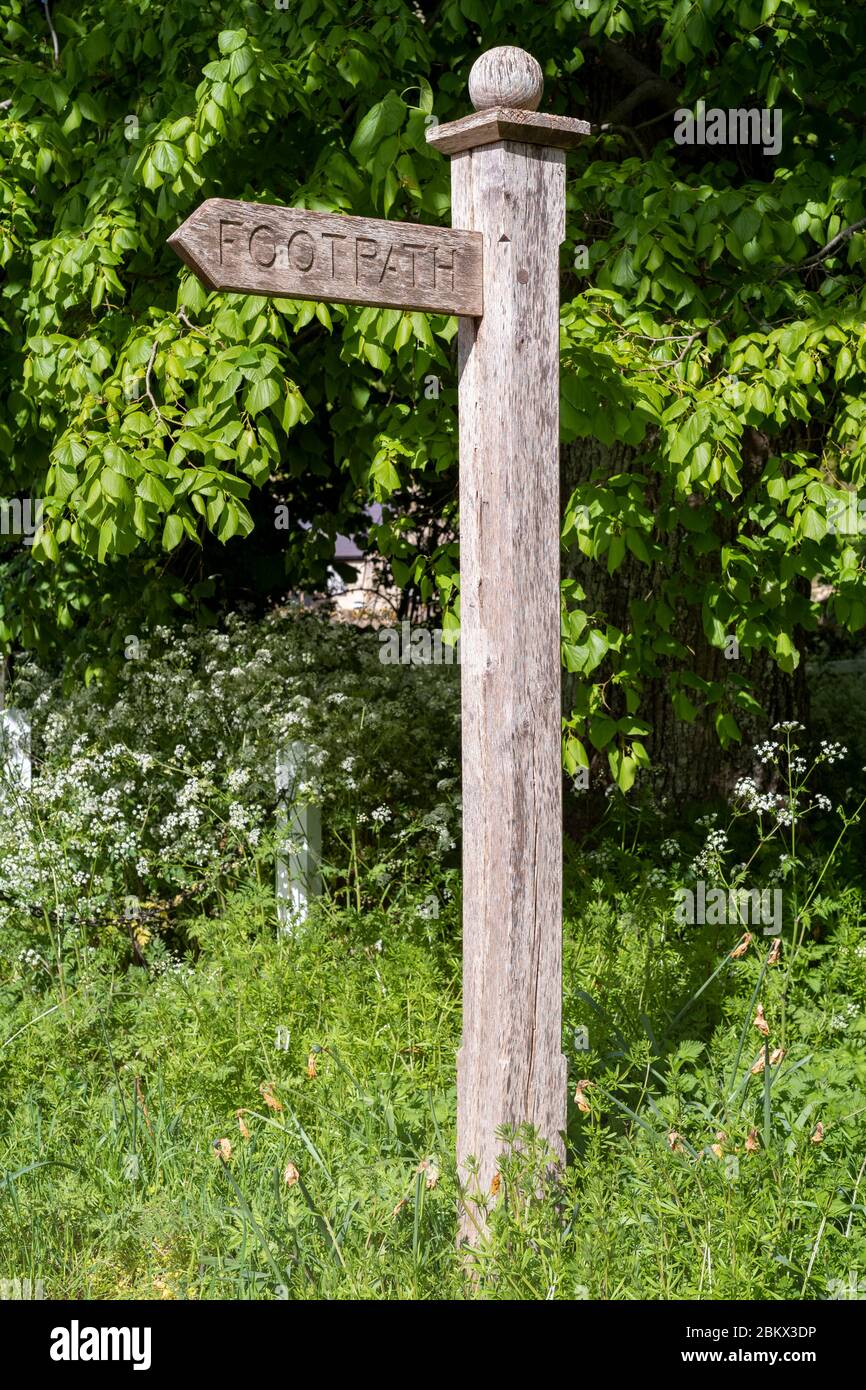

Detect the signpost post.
[
  {"left": 427, "top": 48, "right": 588, "bottom": 1242},
  {"left": 169, "top": 45, "right": 588, "bottom": 1244}
]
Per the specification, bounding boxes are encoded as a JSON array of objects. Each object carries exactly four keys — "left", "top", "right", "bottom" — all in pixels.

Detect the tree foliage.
[{"left": 1, "top": 0, "right": 865, "bottom": 782}]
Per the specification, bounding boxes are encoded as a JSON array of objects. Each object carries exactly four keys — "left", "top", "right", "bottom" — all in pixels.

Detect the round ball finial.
[{"left": 468, "top": 46, "right": 544, "bottom": 112}]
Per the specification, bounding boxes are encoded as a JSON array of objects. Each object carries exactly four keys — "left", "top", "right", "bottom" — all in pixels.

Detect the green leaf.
[
  {"left": 152, "top": 142, "right": 184, "bottom": 176},
  {"left": 672, "top": 690, "right": 698, "bottom": 722},
  {"left": 337, "top": 48, "right": 379, "bottom": 88},
  {"left": 138, "top": 474, "right": 174, "bottom": 509},
  {"left": 775, "top": 631, "right": 799, "bottom": 672},
  {"left": 631, "top": 741, "right": 650, "bottom": 769},
  {"left": 714, "top": 710, "right": 741, "bottom": 746},
  {"left": 625, "top": 529, "right": 651, "bottom": 563},
  {"left": 563, "top": 735, "right": 589, "bottom": 776},
  {"left": 702, "top": 607, "right": 726, "bottom": 647},
  {"left": 244, "top": 377, "right": 281, "bottom": 417},
  {"left": 363, "top": 342, "right": 389, "bottom": 371},
  {"left": 371, "top": 451, "right": 400, "bottom": 495},
  {"left": 608, "top": 748, "right": 637, "bottom": 793},
  {"left": 218, "top": 29, "right": 248, "bottom": 53},
  {"left": 350, "top": 92, "right": 406, "bottom": 166},
  {"left": 162, "top": 514, "right": 185, "bottom": 551},
  {"left": 589, "top": 714, "right": 617, "bottom": 750},
  {"left": 581, "top": 629, "right": 609, "bottom": 674},
  {"left": 607, "top": 533, "right": 626, "bottom": 574},
  {"left": 38, "top": 530, "right": 60, "bottom": 563},
  {"left": 97, "top": 520, "right": 116, "bottom": 563},
  {"left": 101, "top": 468, "right": 131, "bottom": 503}
]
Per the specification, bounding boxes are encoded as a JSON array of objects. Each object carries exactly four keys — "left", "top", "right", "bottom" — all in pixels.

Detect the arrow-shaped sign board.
[{"left": 168, "top": 198, "right": 483, "bottom": 317}]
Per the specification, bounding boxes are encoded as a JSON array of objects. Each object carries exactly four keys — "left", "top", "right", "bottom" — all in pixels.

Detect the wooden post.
[{"left": 427, "top": 48, "right": 589, "bottom": 1241}]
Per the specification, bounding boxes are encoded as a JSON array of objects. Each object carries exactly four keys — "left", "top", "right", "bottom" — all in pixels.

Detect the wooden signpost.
[
  {"left": 169, "top": 45, "right": 589, "bottom": 1244},
  {"left": 168, "top": 199, "right": 483, "bottom": 317}
]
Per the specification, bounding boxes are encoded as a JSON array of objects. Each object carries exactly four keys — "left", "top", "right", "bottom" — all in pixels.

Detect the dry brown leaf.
[
  {"left": 306, "top": 1052, "right": 318, "bottom": 1079},
  {"left": 767, "top": 938, "right": 782, "bottom": 965},
  {"left": 730, "top": 932, "right": 753, "bottom": 959},
  {"left": 811, "top": 1122, "right": 824, "bottom": 1144},
  {"left": 391, "top": 1197, "right": 407, "bottom": 1218},
  {"left": 283, "top": 1162, "right": 300, "bottom": 1186},
  {"left": 753, "top": 1003, "right": 770, "bottom": 1036},
  {"left": 667, "top": 1130, "right": 684, "bottom": 1153},
  {"left": 745, "top": 1128, "right": 759, "bottom": 1153},
  {"left": 236, "top": 1109, "right": 250, "bottom": 1140},
  {"left": 214, "top": 1137, "right": 232, "bottom": 1162},
  {"left": 769, "top": 1047, "right": 786, "bottom": 1067},
  {"left": 490, "top": 1172, "right": 501, "bottom": 1196},
  {"left": 574, "top": 1080, "right": 592, "bottom": 1114},
  {"left": 751, "top": 1053, "right": 767, "bottom": 1075},
  {"left": 259, "top": 1083, "right": 283, "bottom": 1113}
]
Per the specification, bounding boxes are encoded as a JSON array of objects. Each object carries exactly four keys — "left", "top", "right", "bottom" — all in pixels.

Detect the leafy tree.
[
  {"left": 1, "top": 0, "right": 864, "bottom": 797},
  {"left": 556, "top": 0, "right": 866, "bottom": 800}
]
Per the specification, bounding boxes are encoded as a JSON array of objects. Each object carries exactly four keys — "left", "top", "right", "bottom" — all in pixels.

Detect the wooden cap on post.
[
  {"left": 426, "top": 45, "right": 590, "bottom": 156},
  {"left": 468, "top": 46, "right": 544, "bottom": 112}
]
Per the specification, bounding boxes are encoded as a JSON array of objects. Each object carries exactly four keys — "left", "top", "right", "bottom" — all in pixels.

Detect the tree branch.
[
  {"left": 42, "top": 1, "right": 60, "bottom": 67},
  {"left": 591, "top": 120, "right": 648, "bottom": 158},
  {"left": 769, "top": 217, "right": 866, "bottom": 283},
  {"left": 637, "top": 319, "right": 724, "bottom": 372},
  {"left": 584, "top": 37, "right": 681, "bottom": 114},
  {"left": 144, "top": 339, "right": 163, "bottom": 421},
  {"left": 602, "top": 78, "right": 677, "bottom": 128}
]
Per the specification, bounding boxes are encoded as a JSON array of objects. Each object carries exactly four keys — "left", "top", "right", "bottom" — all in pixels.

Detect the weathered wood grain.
[
  {"left": 168, "top": 199, "right": 483, "bottom": 316},
  {"left": 427, "top": 107, "right": 589, "bottom": 156},
  {"left": 452, "top": 138, "right": 568, "bottom": 1243},
  {"left": 468, "top": 46, "right": 544, "bottom": 112}
]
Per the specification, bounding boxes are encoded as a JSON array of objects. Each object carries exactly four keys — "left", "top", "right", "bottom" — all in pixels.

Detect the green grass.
[{"left": 2, "top": 865, "right": 865, "bottom": 1300}]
